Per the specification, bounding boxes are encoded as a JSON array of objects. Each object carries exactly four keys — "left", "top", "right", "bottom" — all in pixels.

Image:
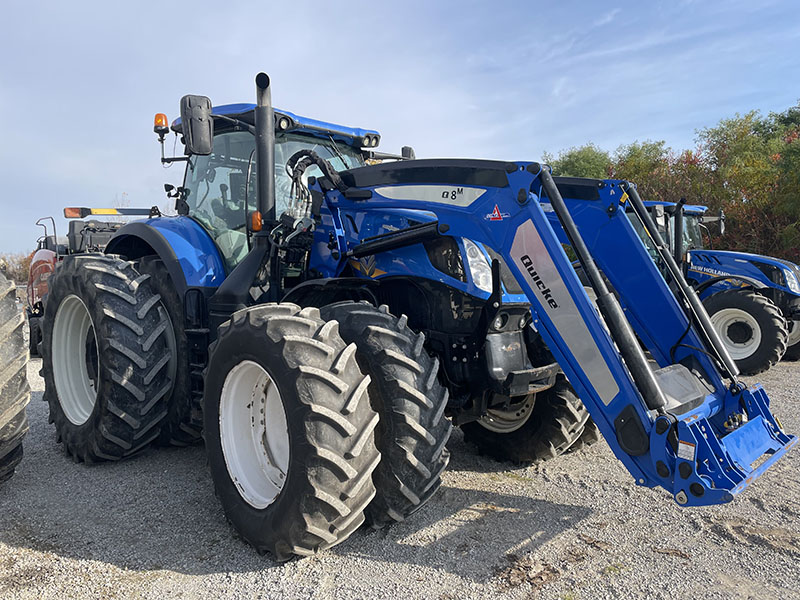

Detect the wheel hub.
[
  {"left": 727, "top": 320, "right": 753, "bottom": 345},
  {"left": 479, "top": 393, "right": 536, "bottom": 433},
  {"left": 710, "top": 307, "right": 762, "bottom": 360}
]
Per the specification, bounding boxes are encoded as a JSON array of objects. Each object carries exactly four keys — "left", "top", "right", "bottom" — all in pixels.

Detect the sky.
[{"left": 1, "top": 0, "right": 798, "bottom": 253}]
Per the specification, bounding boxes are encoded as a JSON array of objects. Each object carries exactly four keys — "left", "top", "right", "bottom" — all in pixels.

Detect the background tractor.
[
  {"left": 629, "top": 200, "right": 799, "bottom": 374},
  {"left": 39, "top": 73, "right": 795, "bottom": 560},
  {"left": 26, "top": 214, "right": 146, "bottom": 357}
]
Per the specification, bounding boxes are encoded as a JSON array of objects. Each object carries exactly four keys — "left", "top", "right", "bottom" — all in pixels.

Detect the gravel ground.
[{"left": 1, "top": 357, "right": 799, "bottom": 600}]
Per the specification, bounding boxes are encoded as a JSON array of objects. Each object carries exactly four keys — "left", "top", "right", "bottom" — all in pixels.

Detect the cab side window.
[{"left": 183, "top": 131, "right": 256, "bottom": 270}]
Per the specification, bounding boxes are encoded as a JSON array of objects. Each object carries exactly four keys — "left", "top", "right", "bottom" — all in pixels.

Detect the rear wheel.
[
  {"left": 136, "top": 257, "right": 202, "bottom": 446},
  {"left": 41, "top": 255, "right": 172, "bottom": 462},
  {"left": 783, "top": 320, "right": 800, "bottom": 361},
  {"left": 204, "top": 304, "right": 381, "bottom": 560},
  {"left": 704, "top": 290, "right": 788, "bottom": 375},
  {"left": 462, "top": 376, "right": 588, "bottom": 464},
  {"left": 28, "top": 314, "right": 41, "bottom": 357},
  {"left": 0, "top": 272, "right": 30, "bottom": 482},
  {"left": 320, "top": 302, "right": 452, "bottom": 528}
]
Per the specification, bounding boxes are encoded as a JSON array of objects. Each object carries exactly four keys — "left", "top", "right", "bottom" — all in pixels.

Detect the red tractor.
[{"left": 26, "top": 214, "right": 131, "bottom": 355}]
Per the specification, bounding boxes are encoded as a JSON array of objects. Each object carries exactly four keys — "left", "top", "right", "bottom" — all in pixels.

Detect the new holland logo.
[
  {"left": 520, "top": 255, "right": 558, "bottom": 308},
  {"left": 486, "top": 205, "right": 510, "bottom": 221},
  {"left": 349, "top": 255, "right": 386, "bottom": 278}
]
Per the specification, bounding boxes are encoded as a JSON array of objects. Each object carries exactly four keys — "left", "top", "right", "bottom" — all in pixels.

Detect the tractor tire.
[
  {"left": 28, "top": 314, "right": 41, "bottom": 358},
  {"left": 566, "top": 416, "right": 600, "bottom": 453},
  {"left": 704, "top": 289, "right": 788, "bottom": 376},
  {"left": 204, "top": 304, "right": 381, "bottom": 560},
  {"left": 41, "top": 255, "right": 172, "bottom": 462},
  {"left": 136, "top": 257, "right": 202, "bottom": 446},
  {"left": 0, "top": 272, "right": 30, "bottom": 483},
  {"left": 462, "top": 375, "right": 588, "bottom": 464},
  {"left": 320, "top": 301, "right": 452, "bottom": 528},
  {"left": 783, "top": 320, "right": 800, "bottom": 361}
]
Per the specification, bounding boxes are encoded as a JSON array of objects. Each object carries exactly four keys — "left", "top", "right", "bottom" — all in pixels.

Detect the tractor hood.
[{"left": 688, "top": 248, "right": 800, "bottom": 296}]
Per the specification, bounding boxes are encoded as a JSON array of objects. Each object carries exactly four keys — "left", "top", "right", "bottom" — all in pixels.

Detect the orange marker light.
[
  {"left": 154, "top": 113, "right": 170, "bottom": 137},
  {"left": 250, "top": 211, "right": 263, "bottom": 232},
  {"left": 64, "top": 207, "right": 83, "bottom": 218}
]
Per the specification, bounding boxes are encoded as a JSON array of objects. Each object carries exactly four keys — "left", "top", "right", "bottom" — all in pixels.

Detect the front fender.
[{"left": 105, "top": 217, "right": 226, "bottom": 295}]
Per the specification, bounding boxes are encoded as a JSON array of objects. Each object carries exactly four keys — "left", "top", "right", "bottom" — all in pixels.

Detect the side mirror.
[
  {"left": 179, "top": 95, "right": 214, "bottom": 155},
  {"left": 652, "top": 204, "right": 666, "bottom": 233},
  {"left": 719, "top": 209, "right": 726, "bottom": 236}
]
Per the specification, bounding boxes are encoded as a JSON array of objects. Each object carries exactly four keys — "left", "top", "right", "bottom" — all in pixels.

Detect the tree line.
[{"left": 543, "top": 102, "right": 800, "bottom": 261}]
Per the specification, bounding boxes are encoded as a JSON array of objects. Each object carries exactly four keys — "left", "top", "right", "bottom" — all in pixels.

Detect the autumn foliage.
[{"left": 546, "top": 102, "right": 800, "bottom": 262}]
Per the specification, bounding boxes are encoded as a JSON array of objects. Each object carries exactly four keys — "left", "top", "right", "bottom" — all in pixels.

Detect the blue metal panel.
[{"left": 143, "top": 217, "right": 226, "bottom": 287}]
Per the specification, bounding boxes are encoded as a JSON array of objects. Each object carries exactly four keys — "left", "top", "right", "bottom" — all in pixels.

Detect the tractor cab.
[{"left": 167, "top": 105, "right": 376, "bottom": 271}]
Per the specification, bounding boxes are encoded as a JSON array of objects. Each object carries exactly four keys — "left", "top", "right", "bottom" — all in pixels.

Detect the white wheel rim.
[
  {"left": 479, "top": 394, "right": 535, "bottom": 433},
  {"left": 710, "top": 307, "right": 762, "bottom": 360},
  {"left": 52, "top": 294, "right": 99, "bottom": 425},
  {"left": 787, "top": 320, "right": 800, "bottom": 347},
  {"left": 219, "top": 360, "right": 289, "bottom": 509}
]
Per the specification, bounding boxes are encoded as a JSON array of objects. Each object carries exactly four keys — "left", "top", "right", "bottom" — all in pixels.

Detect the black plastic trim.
[{"left": 339, "top": 159, "right": 514, "bottom": 189}]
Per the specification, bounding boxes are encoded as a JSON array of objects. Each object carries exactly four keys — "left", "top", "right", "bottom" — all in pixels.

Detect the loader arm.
[{"left": 314, "top": 159, "right": 795, "bottom": 507}]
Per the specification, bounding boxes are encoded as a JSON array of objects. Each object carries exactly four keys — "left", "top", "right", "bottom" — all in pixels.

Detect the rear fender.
[
  {"left": 104, "top": 217, "right": 226, "bottom": 296},
  {"left": 27, "top": 248, "right": 57, "bottom": 310}
]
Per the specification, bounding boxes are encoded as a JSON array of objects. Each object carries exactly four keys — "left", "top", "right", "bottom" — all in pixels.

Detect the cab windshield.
[
  {"left": 682, "top": 215, "right": 706, "bottom": 251},
  {"left": 183, "top": 130, "right": 364, "bottom": 270}
]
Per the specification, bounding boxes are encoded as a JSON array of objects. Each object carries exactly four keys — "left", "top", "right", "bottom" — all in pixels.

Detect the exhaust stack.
[{"left": 254, "top": 72, "right": 276, "bottom": 227}]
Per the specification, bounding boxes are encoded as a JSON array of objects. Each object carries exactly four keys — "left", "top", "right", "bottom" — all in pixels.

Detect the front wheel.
[
  {"left": 704, "top": 290, "right": 788, "bottom": 375},
  {"left": 462, "top": 376, "right": 588, "bottom": 464},
  {"left": 204, "top": 304, "right": 381, "bottom": 560},
  {"left": 783, "top": 319, "right": 800, "bottom": 361},
  {"left": 320, "top": 302, "right": 452, "bottom": 528}
]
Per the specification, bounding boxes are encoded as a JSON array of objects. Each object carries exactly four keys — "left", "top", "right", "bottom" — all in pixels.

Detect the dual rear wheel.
[
  {"left": 204, "top": 302, "right": 452, "bottom": 558},
  {"left": 42, "top": 256, "right": 451, "bottom": 559}
]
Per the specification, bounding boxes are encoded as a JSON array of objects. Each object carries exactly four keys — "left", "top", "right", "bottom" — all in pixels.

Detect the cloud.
[{"left": 593, "top": 7, "right": 621, "bottom": 27}]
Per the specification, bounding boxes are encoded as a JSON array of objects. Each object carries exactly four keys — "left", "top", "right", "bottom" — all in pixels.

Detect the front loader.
[{"left": 39, "top": 73, "right": 795, "bottom": 560}]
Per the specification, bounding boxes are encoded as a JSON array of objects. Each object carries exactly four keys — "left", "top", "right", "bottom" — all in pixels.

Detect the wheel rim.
[
  {"left": 52, "top": 294, "right": 99, "bottom": 425},
  {"left": 219, "top": 360, "right": 289, "bottom": 509},
  {"left": 787, "top": 320, "right": 800, "bottom": 348},
  {"left": 479, "top": 394, "right": 535, "bottom": 433},
  {"left": 710, "top": 307, "right": 762, "bottom": 360}
]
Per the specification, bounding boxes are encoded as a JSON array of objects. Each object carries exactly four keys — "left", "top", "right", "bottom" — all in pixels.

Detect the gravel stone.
[{"left": 1, "top": 358, "right": 799, "bottom": 599}]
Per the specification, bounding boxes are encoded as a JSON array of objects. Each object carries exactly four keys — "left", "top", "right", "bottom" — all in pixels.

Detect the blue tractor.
[
  {"left": 675, "top": 203, "right": 800, "bottom": 371},
  {"left": 627, "top": 200, "right": 799, "bottom": 374},
  {"left": 40, "top": 74, "right": 795, "bottom": 560}
]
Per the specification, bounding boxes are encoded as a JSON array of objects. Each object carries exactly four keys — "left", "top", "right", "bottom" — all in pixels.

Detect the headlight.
[
  {"left": 463, "top": 239, "right": 493, "bottom": 293},
  {"left": 784, "top": 268, "right": 800, "bottom": 294}
]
